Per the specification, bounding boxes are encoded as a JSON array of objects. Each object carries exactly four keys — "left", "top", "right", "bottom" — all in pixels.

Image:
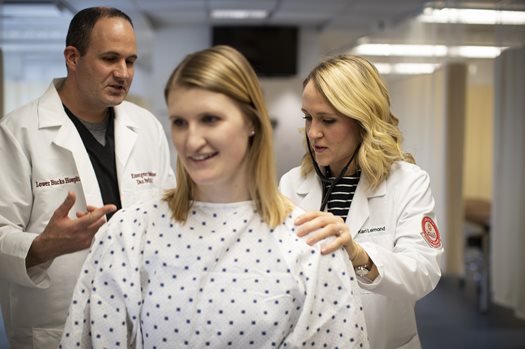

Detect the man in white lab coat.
[{"left": 0, "top": 7, "right": 175, "bottom": 349}]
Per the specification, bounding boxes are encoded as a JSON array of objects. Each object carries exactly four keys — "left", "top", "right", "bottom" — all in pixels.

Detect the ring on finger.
[{"left": 336, "top": 222, "right": 344, "bottom": 236}]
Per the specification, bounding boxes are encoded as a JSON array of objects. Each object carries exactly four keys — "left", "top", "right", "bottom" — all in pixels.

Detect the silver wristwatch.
[{"left": 355, "top": 265, "right": 371, "bottom": 278}]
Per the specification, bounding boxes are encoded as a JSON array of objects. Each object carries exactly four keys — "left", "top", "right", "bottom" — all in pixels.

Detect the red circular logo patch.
[{"left": 421, "top": 216, "right": 441, "bottom": 248}]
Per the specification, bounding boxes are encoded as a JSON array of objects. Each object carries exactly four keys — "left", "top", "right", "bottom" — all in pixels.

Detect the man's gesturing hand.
[{"left": 26, "top": 191, "right": 117, "bottom": 268}]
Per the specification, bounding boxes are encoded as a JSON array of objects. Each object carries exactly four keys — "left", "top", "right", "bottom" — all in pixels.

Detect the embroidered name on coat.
[
  {"left": 358, "top": 226, "right": 386, "bottom": 234},
  {"left": 131, "top": 171, "right": 157, "bottom": 185},
  {"left": 35, "top": 176, "right": 81, "bottom": 188}
]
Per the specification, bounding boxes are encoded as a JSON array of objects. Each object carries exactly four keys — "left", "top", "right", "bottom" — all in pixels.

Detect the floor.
[
  {"left": 416, "top": 276, "right": 525, "bottom": 349},
  {"left": 0, "top": 312, "right": 7, "bottom": 349}
]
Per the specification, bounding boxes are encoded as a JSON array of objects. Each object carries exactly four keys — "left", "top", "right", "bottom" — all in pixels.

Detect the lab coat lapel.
[
  {"left": 346, "top": 175, "right": 386, "bottom": 239},
  {"left": 297, "top": 173, "right": 324, "bottom": 211},
  {"left": 113, "top": 104, "right": 138, "bottom": 175},
  {"left": 38, "top": 80, "right": 103, "bottom": 207}
]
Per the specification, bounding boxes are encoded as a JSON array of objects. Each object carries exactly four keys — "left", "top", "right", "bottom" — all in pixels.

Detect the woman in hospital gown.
[{"left": 59, "top": 45, "right": 369, "bottom": 349}]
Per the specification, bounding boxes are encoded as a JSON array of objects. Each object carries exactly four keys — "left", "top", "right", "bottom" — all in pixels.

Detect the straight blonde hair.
[{"left": 164, "top": 45, "right": 292, "bottom": 227}]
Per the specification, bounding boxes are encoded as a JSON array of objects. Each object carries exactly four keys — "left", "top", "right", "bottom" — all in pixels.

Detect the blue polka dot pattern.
[{"left": 60, "top": 200, "right": 369, "bottom": 348}]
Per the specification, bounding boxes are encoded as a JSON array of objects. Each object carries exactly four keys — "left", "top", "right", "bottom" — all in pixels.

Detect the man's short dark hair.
[{"left": 65, "top": 7, "right": 134, "bottom": 56}]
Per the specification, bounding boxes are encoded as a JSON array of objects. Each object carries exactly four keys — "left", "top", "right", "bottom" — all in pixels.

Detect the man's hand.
[{"left": 26, "top": 191, "right": 117, "bottom": 268}]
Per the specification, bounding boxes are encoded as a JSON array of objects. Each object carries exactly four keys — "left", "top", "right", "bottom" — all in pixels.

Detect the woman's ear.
[{"left": 246, "top": 119, "right": 256, "bottom": 137}]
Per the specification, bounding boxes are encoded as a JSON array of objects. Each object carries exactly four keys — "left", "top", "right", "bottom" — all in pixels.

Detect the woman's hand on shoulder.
[{"left": 294, "top": 211, "right": 352, "bottom": 254}]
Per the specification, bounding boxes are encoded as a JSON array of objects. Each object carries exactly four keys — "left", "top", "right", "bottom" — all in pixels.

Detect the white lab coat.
[
  {"left": 0, "top": 79, "right": 176, "bottom": 349},
  {"left": 279, "top": 161, "right": 443, "bottom": 349}
]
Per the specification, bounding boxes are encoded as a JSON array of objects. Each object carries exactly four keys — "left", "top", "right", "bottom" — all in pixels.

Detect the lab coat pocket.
[
  {"left": 120, "top": 186, "right": 161, "bottom": 207},
  {"left": 355, "top": 227, "right": 393, "bottom": 250},
  {"left": 31, "top": 186, "right": 70, "bottom": 231},
  {"left": 33, "top": 174, "right": 84, "bottom": 213},
  {"left": 134, "top": 187, "right": 162, "bottom": 203},
  {"left": 34, "top": 185, "right": 68, "bottom": 206},
  {"left": 32, "top": 327, "right": 63, "bottom": 349}
]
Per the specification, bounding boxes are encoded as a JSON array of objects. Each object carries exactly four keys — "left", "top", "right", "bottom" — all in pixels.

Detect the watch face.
[{"left": 355, "top": 266, "right": 370, "bottom": 277}]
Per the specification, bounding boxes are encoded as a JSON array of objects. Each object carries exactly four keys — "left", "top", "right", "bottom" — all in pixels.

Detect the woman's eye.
[
  {"left": 323, "top": 118, "right": 336, "bottom": 125},
  {"left": 202, "top": 115, "right": 219, "bottom": 123},
  {"left": 302, "top": 115, "right": 312, "bottom": 122},
  {"left": 171, "top": 118, "right": 187, "bottom": 128}
]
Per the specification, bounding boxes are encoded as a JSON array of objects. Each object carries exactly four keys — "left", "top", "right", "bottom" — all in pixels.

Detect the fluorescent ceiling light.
[
  {"left": 354, "top": 44, "right": 448, "bottom": 57},
  {"left": 3, "top": 28, "right": 64, "bottom": 40},
  {"left": 374, "top": 63, "right": 441, "bottom": 75},
  {"left": 1, "top": 43, "right": 64, "bottom": 52},
  {"left": 352, "top": 44, "right": 505, "bottom": 59},
  {"left": 2, "top": 3, "right": 64, "bottom": 17},
  {"left": 211, "top": 9, "right": 268, "bottom": 19},
  {"left": 448, "top": 46, "right": 504, "bottom": 58},
  {"left": 418, "top": 7, "right": 525, "bottom": 25}
]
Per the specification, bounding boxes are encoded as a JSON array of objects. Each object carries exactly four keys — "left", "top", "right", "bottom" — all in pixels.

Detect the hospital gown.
[{"left": 60, "top": 200, "right": 369, "bottom": 348}]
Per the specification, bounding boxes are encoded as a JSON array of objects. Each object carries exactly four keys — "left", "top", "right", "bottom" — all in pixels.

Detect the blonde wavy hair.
[
  {"left": 301, "top": 54, "right": 414, "bottom": 189},
  {"left": 163, "top": 45, "right": 293, "bottom": 227}
]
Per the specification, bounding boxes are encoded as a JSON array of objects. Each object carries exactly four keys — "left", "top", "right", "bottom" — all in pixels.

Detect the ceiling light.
[
  {"left": 418, "top": 7, "right": 525, "bottom": 25},
  {"left": 447, "top": 46, "right": 504, "bottom": 58},
  {"left": 1, "top": 42, "right": 64, "bottom": 52},
  {"left": 2, "top": 3, "right": 65, "bottom": 17},
  {"left": 353, "top": 44, "right": 448, "bottom": 57},
  {"left": 374, "top": 63, "right": 441, "bottom": 75},
  {"left": 351, "top": 44, "right": 506, "bottom": 59},
  {"left": 211, "top": 10, "right": 268, "bottom": 20}
]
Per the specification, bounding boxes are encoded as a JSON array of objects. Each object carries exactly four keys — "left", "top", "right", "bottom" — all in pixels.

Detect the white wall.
[
  {"left": 261, "top": 28, "right": 323, "bottom": 178},
  {"left": 147, "top": 25, "right": 323, "bottom": 178},
  {"left": 2, "top": 51, "right": 65, "bottom": 114},
  {"left": 389, "top": 64, "right": 468, "bottom": 275},
  {"left": 147, "top": 25, "right": 211, "bottom": 166},
  {"left": 389, "top": 72, "right": 447, "bottom": 251},
  {"left": 492, "top": 46, "right": 525, "bottom": 319},
  {"left": 260, "top": 77, "right": 304, "bottom": 177}
]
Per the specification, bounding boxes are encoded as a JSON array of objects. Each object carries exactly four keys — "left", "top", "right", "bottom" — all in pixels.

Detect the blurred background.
[{"left": 1, "top": 0, "right": 525, "bottom": 348}]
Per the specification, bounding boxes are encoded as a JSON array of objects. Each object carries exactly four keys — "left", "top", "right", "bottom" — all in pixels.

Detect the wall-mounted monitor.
[{"left": 212, "top": 26, "right": 298, "bottom": 77}]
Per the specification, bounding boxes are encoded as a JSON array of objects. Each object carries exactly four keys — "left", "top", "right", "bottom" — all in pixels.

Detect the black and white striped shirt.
[{"left": 324, "top": 171, "right": 361, "bottom": 221}]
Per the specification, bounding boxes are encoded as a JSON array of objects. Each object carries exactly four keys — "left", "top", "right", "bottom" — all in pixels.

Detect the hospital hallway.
[{"left": 416, "top": 276, "right": 525, "bottom": 349}]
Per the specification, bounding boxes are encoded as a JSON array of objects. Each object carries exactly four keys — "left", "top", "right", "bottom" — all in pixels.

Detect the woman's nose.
[
  {"left": 185, "top": 126, "right": 206, "bottom": 150},
  {"left": 307, "top": 121, "right": 323, "bottom": 138}
]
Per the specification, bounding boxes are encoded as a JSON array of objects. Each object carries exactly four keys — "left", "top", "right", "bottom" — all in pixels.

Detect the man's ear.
[{"left": 64, "top": 46, "right": 80, "bottom": 70}]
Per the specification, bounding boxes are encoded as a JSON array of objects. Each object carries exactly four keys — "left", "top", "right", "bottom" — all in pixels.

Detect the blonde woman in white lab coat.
[{"left": 279, "top": 55, "right": 443, "bottom": 349}]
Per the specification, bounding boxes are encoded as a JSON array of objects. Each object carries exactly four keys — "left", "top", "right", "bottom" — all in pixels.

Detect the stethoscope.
[{"left": 305, "top": 135, "right": 361, "bottom": 211}]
